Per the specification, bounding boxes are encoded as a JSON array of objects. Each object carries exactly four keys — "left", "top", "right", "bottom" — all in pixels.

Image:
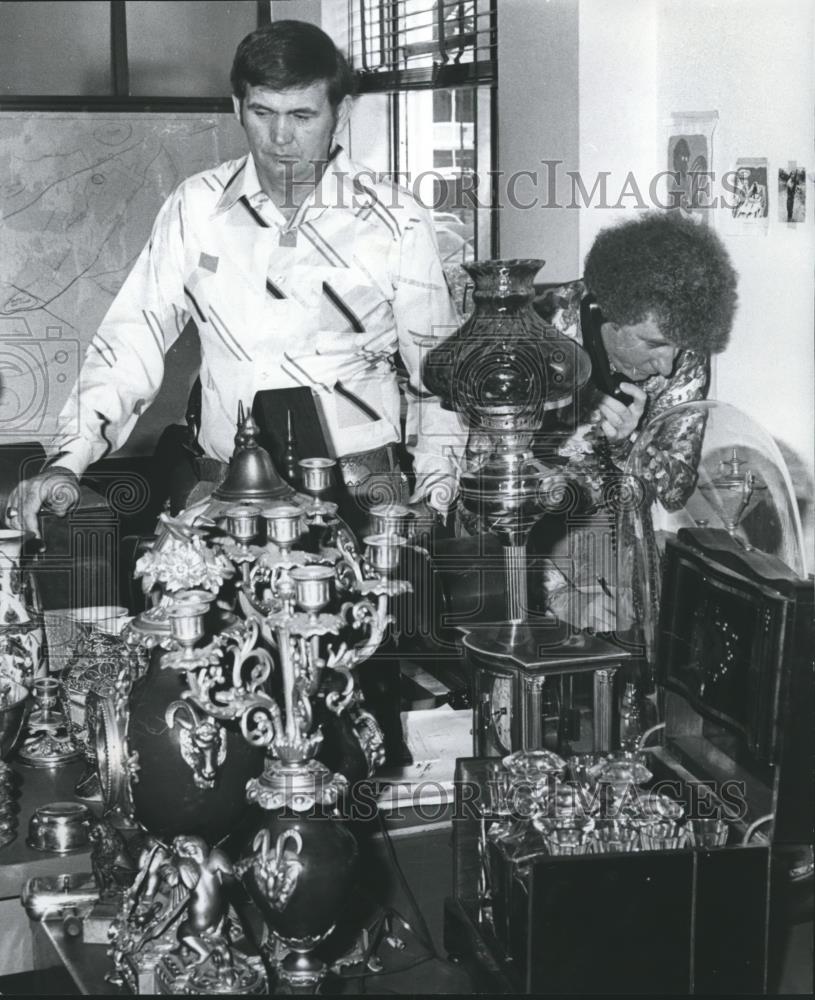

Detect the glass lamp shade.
[{"left": 422, "top": 259, "right": 591, "bottom": 433}]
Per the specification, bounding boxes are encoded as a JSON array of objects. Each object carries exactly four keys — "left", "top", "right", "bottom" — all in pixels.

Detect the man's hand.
[
  {"left": 409, "top": 474, "right": 458, "bottom": 515},
  {"left": 5, "top": 467, "right": 82, "bottom": 539},
  {"left": 592, "top": 383, "right": 647, "bottom": 442}
]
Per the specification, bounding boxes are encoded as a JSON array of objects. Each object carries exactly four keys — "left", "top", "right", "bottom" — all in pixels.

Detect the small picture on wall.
[
  {"left": 778, "top": 164, "right": 806, "bottom": 223},
  {"left": 664, "top": 111, "right": 718, "bottom": 224},
  {"left": 727, "top": 157, "right": 769, "bottom": 231}
]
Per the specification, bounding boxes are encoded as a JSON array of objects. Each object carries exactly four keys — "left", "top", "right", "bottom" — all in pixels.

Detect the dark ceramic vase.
[
  {"left": 242, "top": 807, "right": 358, "bottom": 949},
  {"left": 125, "top": 647, "right": 265, "bottom": 843}
]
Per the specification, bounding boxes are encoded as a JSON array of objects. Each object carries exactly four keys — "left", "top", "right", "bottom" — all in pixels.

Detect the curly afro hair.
[{"left": 583, "top": 212, "right": 738, "bottom": 353}]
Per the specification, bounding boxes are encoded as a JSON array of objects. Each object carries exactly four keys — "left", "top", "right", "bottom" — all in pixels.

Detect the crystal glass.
[
  {"left": 502, "top": 749, "right": 566, "bottom": 782},
  {"left": 689, "top": 817, "right": 729, "bottom": 848},
  {"left": 639, "top": 819, "right": 688, "bottom": 852},
  {"left": 634, "top": 791, "right": 685, "bottom": 824},
  {"left": 534, "top": 779, "right": 598, "bottom": 823},
  {"left": 594, "top": 751, "right": 653, "bottom": 789},
  {"left": 592, "top": 819, "right": 640, "bottom": 854},
  {"left": 537, "top": 818, "right": 594, "bottom": 856}
]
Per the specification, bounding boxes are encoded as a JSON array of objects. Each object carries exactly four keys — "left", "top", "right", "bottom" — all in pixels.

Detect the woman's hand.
[{"left": 592, "top": 383, "right": 647, "bottom": 442}]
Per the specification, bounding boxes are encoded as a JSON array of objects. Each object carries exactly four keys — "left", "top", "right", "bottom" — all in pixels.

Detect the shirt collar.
[
  {"left": 213, "top": 154, "right": 261, "bottom": 215},
  {"left": 213, "top": 147, "right": 354, "bottom": 220}
]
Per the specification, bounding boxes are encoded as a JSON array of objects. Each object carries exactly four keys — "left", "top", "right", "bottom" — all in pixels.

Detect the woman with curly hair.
[
  {"left": 529, "top": 211, "right": 738, "bottom": 631},
  {"left": 539, "top": 211, "right": 737, "bottom": 455}
]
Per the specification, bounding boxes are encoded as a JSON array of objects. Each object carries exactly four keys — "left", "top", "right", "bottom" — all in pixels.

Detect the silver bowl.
[
  {"left": 27, "top": 801, "right": 91, "bottom": 853},
  {"left": 0, "top": 679, "right": 29, "bottom": 760}
]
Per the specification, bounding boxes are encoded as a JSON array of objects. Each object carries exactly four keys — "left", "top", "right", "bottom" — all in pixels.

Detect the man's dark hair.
[
  {"left": 231, "top": 21, "right": 355, "bottom": 107},
  {"left": 583, "top": 212, "right": 738, "bottom": 353}
]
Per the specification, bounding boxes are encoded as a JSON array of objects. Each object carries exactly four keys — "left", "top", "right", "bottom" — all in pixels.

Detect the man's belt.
[
  {"left": 338, "top": 444, "right": 409, "bottom": 508},
  {"left": 336, "top": 444, "right": 398, "bottom": 487}
]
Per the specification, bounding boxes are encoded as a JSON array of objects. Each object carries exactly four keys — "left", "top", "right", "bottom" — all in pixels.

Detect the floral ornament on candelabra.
[{"left": 136, "top": 532, "right": 235, "bottom": 599}]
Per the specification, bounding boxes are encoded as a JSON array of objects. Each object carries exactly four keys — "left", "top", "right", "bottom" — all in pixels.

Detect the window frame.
[
  {"left": 0, "top": 0, "right": 269, "bottom": 113},
  {"left": 353, "top": 0, "right": 499, "bottom": 259}
]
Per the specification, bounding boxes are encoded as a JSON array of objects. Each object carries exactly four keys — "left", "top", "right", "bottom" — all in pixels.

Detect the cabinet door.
[
  {"left": 694, "top": 846, "right": 769, "bottom": 993},
  {"left": 528, "top": 853, "right": 694, "bottom": 994}
]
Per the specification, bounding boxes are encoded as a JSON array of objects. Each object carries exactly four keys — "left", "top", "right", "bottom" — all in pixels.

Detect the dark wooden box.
[{"left": 447, "top": 756, "right": 776, "bottom": 994}]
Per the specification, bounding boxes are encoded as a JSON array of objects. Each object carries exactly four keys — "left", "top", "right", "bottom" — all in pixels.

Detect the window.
[
  {"left": 345, "top": 0, "right": 498, "bottom": 274},
  {"left": 0, "top": 0, "right": 265, "bottom": 108}
]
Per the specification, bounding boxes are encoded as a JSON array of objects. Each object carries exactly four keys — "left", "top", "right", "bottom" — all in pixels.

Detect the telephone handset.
[{"left": 580, "top": 296, "right": 634, "bottom": 406}]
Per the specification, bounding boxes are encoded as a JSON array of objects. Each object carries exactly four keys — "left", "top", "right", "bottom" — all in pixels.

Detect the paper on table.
[{"left": 376, "top": 706, "right": 473, "bottom": 810}]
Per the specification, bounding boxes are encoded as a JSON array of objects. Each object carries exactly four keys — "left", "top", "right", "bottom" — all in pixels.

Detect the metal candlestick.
[
  {"left": 299, "top": 457, "right": 335, "bottom": 497},
  {"left": 17, "top": 677, "right": 83, "bottom": 768},
  {"left": 263, "top": 504, "right": 306, "bottom": 551},
  {"left": 368, "top": 503, "right": 415, "bottom": 538},
  {"left": 299, "top": 457, "right": 338, "bottom": 524}
]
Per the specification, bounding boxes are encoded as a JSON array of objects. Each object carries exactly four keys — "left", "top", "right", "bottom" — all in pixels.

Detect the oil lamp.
[
  {"left": 423, "top": 260, "right": 631, "bottom": 757},
  {"left": 423, "top": 259, "right": 591, "bottom": 627}
]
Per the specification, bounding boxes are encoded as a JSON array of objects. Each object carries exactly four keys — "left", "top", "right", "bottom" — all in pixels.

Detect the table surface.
[
  {"left": 33, "top": 920, "right": 122, "bottom": 996},
  {"left": 0, "top": 760, "right": 91, "bottom": 901}
]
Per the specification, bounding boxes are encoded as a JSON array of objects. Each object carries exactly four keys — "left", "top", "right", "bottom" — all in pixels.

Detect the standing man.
[{"left": 6, "top": 21, "right": 464, "bottom": 534}]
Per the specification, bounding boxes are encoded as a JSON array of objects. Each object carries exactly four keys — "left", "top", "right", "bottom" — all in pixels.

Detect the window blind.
[{"left": 350, "top": 0, "right": 497, "bottom": 92}]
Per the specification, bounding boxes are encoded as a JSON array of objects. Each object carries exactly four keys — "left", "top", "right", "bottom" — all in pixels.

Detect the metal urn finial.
[{"left": 213, "top": 408, "right": 293, "bottom": 503}]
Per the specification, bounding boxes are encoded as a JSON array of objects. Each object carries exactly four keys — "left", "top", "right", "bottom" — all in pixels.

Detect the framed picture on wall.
[
  {"left": 778, "top": 163, "right": 806, "bottom": 224},
  {"left": 727, "top": 156, "right": 770, "bottom": 233},
  {"left": 663, "top": 110, "right": 719, "bottom": 224}
]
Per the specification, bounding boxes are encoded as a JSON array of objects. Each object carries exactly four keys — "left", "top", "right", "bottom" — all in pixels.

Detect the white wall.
[
  {"left": 577, "top": 0, "right": 659, "bottom": 260},
  {"left": 497, "top": 0, "right": 580, "bottom": 282},
  {"left": 577, "top": 0, "right": 814, "bottom": 564},
  {"left": 656, "top": 0, "right": 815, "bottom": 563}
]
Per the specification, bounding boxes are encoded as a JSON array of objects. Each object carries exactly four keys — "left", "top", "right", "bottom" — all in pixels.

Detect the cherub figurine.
[
  {"left": 109, "top": 833, "right": 239, "bottom": 992},
  {"left": 152, "top": 836, "right": 266, "bottom": 994},
  {"left": 171, "top": 834, "right": 234, "bottom": 966}
]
